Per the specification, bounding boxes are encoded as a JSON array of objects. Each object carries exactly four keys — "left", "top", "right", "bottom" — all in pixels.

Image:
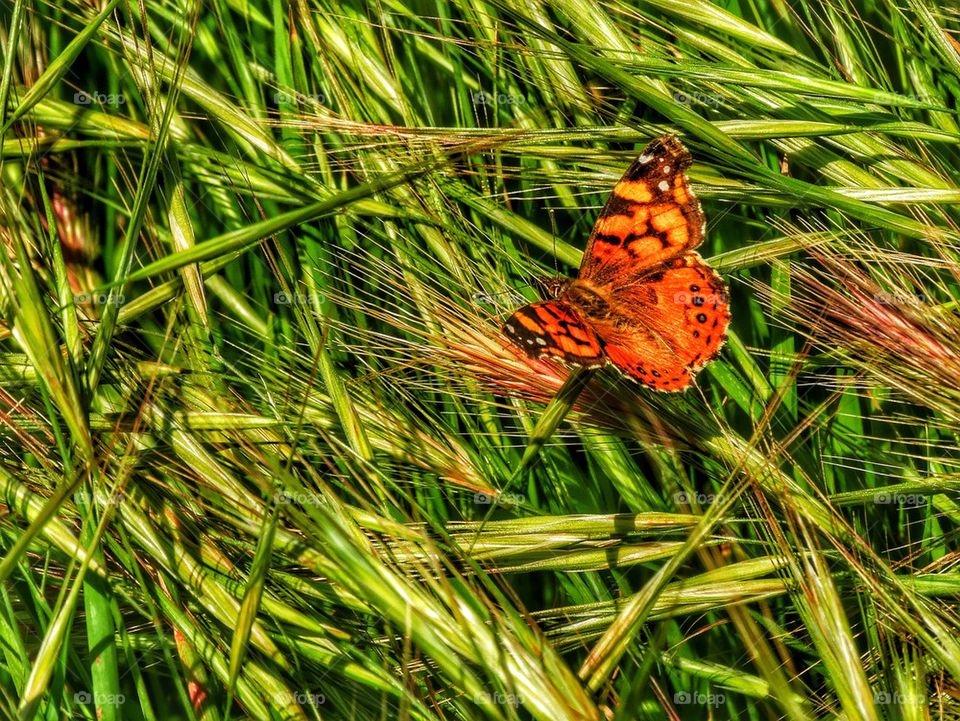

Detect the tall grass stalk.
[{"left": 2, "top": 1, "right": 960, "bottom": 720}]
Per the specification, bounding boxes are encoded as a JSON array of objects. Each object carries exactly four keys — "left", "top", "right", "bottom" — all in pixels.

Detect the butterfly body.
[
  {"left": 563, "top": 280, "right": 613, "bottom": 319},
  {"left": 502, "top": 135, "right": 730, "bottom": 391}
]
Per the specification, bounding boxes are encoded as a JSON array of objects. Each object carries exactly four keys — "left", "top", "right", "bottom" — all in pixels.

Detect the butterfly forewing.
[{"left": 580, "top": 135, "right": 705, "bottom": 284}]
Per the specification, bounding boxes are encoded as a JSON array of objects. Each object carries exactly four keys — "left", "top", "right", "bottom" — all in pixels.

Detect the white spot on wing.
[
  {"left": 638, "top": 153, "right": 652, "bottom": 164},
  {"left": 535, "top": 336, "right": 547, "bottom": 346},
  {"left": 662, "top": 165, "right": 671, "bottom": 174},
  {"left": 505, "top": 324, "right": 515, "bottom": 334},
  {"left": 658, "top": 180, "right": 670, "bottom": 192}
]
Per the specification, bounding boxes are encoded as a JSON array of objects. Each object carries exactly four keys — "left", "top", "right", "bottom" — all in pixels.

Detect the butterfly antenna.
[{"left": 548, "top": 206, "right": 561, "bottom": 277}]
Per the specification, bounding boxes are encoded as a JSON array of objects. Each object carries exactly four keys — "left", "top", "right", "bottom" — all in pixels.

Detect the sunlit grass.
[{"left": 1, "top": 1, "right": 960, "bottom": 720}]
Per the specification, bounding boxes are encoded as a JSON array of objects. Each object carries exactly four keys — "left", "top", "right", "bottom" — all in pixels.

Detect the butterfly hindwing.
[
  {"left": 599, "top": 253, "right": 730, "bottom": 390},
  {"left": 502, "top": 301, "right": 605, "bottom": 366},
  {"left": 580, "top": 135, "right": 705, "bottom": 284}
]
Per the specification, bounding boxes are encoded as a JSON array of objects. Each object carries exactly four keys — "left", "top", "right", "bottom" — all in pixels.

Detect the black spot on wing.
[
  {"left": 603, "top": 193, "right": 637, "bottom": 217},
  {"left": 593, "top": 233, "right": 623, "bottom": 247},
  {"left": 648, "top": 228, "right": 670, "bottom": 247},
  {"left": 622, "top": 135, "right": 693, "bottom": 182},
  {"left": 537, "top": 303, "right": 564, "bottom": 320}
]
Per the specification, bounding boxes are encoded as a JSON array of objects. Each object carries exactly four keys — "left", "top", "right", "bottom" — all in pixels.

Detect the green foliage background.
[{"left": 1, "top": 0, "right": 960, "bottom": 719}]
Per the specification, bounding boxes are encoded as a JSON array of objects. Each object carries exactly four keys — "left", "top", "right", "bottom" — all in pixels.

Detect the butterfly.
[{"left": 502, "top": 135, "right": 730, "bottom": 391}]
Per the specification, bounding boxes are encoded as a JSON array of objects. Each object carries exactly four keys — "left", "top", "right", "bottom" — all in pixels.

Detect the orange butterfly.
[{"left": 503, "top": 135, "right": 729, "bottom": 391}]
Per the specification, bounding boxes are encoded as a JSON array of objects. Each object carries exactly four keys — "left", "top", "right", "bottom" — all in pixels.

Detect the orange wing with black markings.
[
  {"left": 502, "top": 301, "right": 605, "bottom": 366},
  {"left": 599, "top": 253, "right": 730, "bottom": 390},
  {"left": 580, "top": 135, "right": 705, "bottom": 284},
  {"left": 500, "top": 134, "right": 729, "bottom": 391}
]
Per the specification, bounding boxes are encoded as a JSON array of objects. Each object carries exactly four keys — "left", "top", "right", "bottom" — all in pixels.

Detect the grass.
[{"left": 1, "top": 0, "right": 960, "bottom": 719}]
